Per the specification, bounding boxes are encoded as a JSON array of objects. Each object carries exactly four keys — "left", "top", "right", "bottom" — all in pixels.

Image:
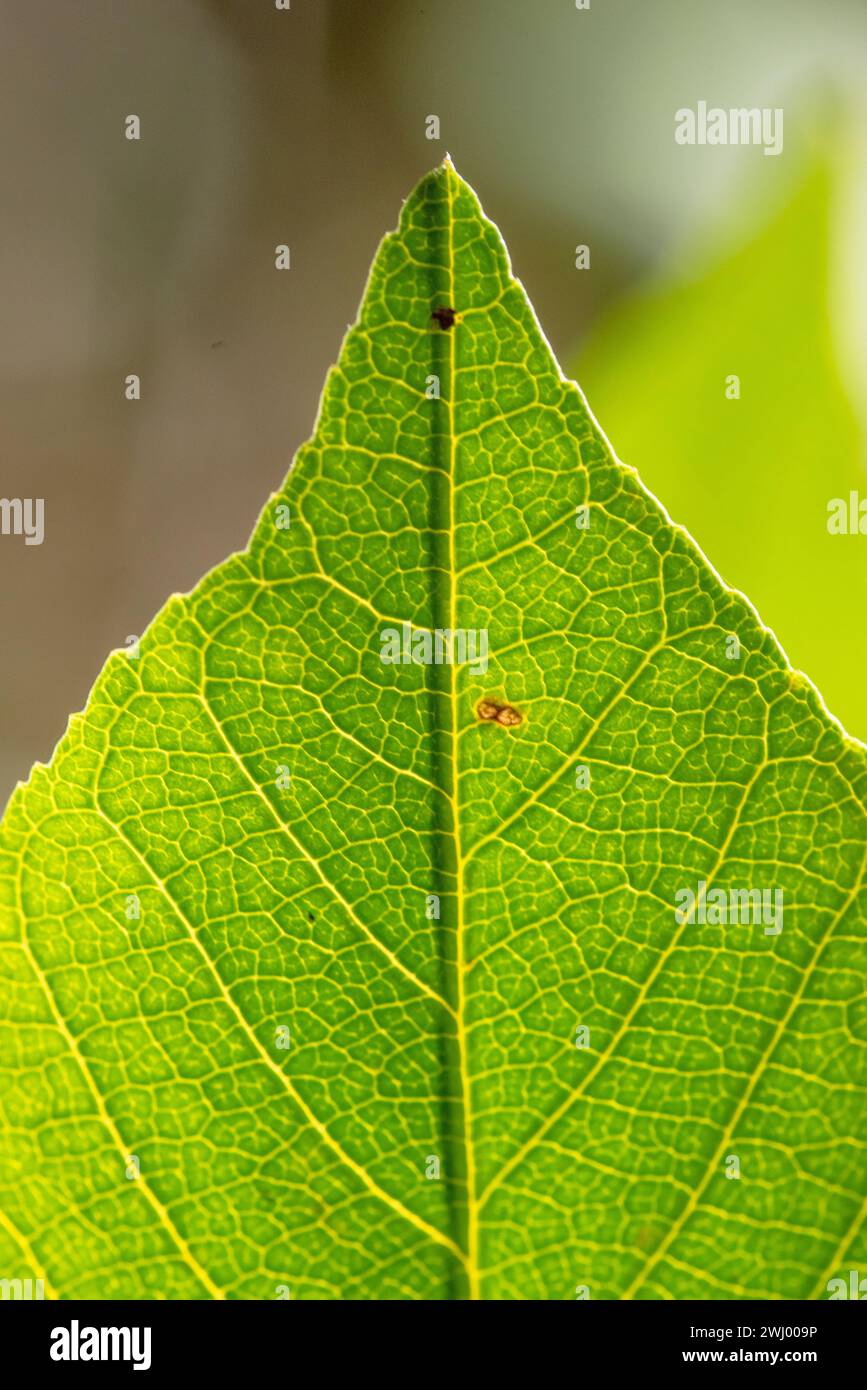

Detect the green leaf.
[{"left": 1, "top": 159, "right": 866, "bottom": 1301}]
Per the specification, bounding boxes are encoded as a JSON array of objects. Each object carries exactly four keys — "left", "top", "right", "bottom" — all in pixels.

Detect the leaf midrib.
[{"left": 442, "top": 162, "right": 481, "bottom": 1300}]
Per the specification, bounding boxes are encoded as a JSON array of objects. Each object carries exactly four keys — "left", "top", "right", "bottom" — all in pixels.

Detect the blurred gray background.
[{"left": 2, "top": 0, "right": 867, "bottom": 809}]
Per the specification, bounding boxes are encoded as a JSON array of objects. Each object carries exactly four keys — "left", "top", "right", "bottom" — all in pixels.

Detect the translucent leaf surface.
[{"left": 1, "top": 161, "right": 865, "bottom": 1300}]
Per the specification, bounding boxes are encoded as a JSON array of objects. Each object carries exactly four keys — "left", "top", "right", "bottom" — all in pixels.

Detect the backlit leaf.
[{"left": 1, "top": 161, "right": 865, "bottom": 1300}]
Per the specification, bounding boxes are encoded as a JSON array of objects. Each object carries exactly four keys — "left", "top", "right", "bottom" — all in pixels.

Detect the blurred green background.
[{"left": 2, "top": 0, "right": 866, "bottom": 809}]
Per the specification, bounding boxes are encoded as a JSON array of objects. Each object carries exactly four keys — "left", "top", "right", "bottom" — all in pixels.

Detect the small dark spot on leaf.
[
  {"left": 307, "top": 913, "right": 315, "bottom": 922},
  {"left": 431, "top": 306, "right": 456, "bottom": 330},
  {"left": 477, "top": 698, "right": 523, "bottom": 727}
]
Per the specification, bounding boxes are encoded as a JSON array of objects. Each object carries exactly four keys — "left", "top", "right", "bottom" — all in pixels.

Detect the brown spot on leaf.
[
  {"left": 477, "top": 698, "right": 523, "bottom": 727},
  {"left": 496, "top": 705, "right": 522, "bottom": 727},
  {"left": 431, "top": 306, "right": 457, "bottom": 330}
]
